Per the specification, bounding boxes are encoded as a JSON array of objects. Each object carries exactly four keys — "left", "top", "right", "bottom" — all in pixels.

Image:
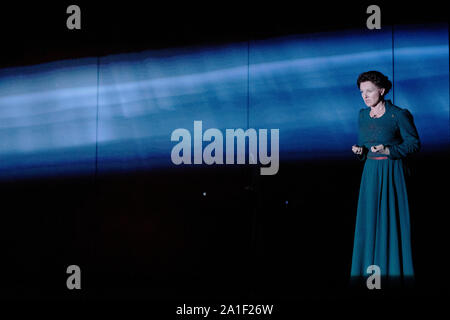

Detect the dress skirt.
[{"left": 350, "top": 156, "right": 414, "bottom": 287}]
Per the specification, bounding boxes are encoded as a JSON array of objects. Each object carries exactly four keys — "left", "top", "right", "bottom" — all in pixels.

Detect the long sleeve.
[
  {"left": 356, "top": 108, "right": 368, "bottom": 161},
  {"left": 386, "top": 109, "right": 420, "bottom": 160}
]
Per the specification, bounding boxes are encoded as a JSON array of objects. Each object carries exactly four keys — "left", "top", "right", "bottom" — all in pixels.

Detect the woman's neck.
[{"left": 371, "top": 99, "right": 385, "bottom": 110}]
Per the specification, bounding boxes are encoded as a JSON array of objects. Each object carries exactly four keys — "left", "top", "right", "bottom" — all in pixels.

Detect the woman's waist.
[{"left": 367, "top": 150, "right": 389, "bottom": 160}]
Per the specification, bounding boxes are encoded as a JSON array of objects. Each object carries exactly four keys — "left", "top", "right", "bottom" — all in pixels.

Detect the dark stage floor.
[{"left": 1, "top": 151, "right": 448, "bottom": 306}]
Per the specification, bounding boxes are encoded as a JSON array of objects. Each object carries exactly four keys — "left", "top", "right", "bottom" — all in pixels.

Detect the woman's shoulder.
[
  {"left": 359, "top": 107, "right": 369, "bottom": 116},
  {"left": 386, "top": 100, "right": 411, "bottom": 113},
  {"left": 358, "top": 107, "right": 369, "bottom": 122},
  {"left": 386, "top": 100, "right": 415, "bottom": 122}
]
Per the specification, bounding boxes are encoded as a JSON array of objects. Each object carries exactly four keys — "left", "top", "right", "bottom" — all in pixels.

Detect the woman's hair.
[{"left": 357, "top": 71, "right": 392, "bottom": 96}]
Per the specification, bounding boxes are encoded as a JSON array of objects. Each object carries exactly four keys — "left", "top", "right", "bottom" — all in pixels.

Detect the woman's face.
[{"left": 359, "top": 81, "right": 385, "bottom": 107}]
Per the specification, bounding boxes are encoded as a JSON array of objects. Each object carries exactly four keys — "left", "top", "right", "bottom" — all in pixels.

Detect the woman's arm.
[
  {"left": 386, "top": 109, "right": 421, "bottom": 159},
  {"left": 356, "top": 108, "right": 368, "bottom": 161}
]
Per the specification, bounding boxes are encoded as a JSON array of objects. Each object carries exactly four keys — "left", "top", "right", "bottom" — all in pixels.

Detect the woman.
[{"left": 350, "top": 71, "right": 420, "bottom": 288}]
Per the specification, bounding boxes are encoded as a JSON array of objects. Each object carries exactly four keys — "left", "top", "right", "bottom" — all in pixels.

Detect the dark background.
[{"left": 0, "top": 1, "right": 448, "bottom": 313}]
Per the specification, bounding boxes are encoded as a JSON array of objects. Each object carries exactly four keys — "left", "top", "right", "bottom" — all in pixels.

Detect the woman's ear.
[{"left": 380, "top": 88, "right": 386, "bottom": 96}]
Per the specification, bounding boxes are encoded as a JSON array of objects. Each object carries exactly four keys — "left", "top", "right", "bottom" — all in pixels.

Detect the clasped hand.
[
  {"left": 352, "top": 144, "right": 390, "bottom": 155},
  {"left": 352, "top": 145, "right": 363, "bottom": 155},
  {"left": 352, "top": 144, "right": 389, "bottom": 155},
  {"left": 370, "top": 144, "right": 389, "bottom": 155}
]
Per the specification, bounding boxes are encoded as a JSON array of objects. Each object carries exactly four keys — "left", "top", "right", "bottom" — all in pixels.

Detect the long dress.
[{"left": 350, "top": 99, "right": 420, "bottom": 288}]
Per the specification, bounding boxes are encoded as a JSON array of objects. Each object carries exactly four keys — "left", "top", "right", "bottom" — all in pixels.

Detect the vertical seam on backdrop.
[
  {"left": 392, "top": 24, "right": 395, "bottom": 104},
  {"left": 95, "top": 56, "right": 100, "bottom": 179},
  {"left": 247, "top": 39, "right": 250, "bottom": 130}
]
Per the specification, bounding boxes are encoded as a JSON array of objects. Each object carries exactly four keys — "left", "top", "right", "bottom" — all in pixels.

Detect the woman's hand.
[
  {"left": 352, "top": 145, "right": 363, "bottom": 155},
  {"left": 370, "top": 144, "right": 390, "bottom": 155}
]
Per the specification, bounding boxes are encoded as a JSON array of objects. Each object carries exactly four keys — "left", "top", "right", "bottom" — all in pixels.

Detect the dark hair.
[{"left": 357, "top": 71, "right": 392, "bottom": 96}]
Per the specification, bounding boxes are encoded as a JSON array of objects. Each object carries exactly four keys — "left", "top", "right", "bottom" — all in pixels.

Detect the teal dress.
[{"left": 350, "top": 99, "right": 420, "bottom": 287}]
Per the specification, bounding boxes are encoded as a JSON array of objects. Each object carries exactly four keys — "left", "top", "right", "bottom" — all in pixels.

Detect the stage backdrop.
[{"left": 0, "top": 23, "right": 448, "bottom": 181}]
